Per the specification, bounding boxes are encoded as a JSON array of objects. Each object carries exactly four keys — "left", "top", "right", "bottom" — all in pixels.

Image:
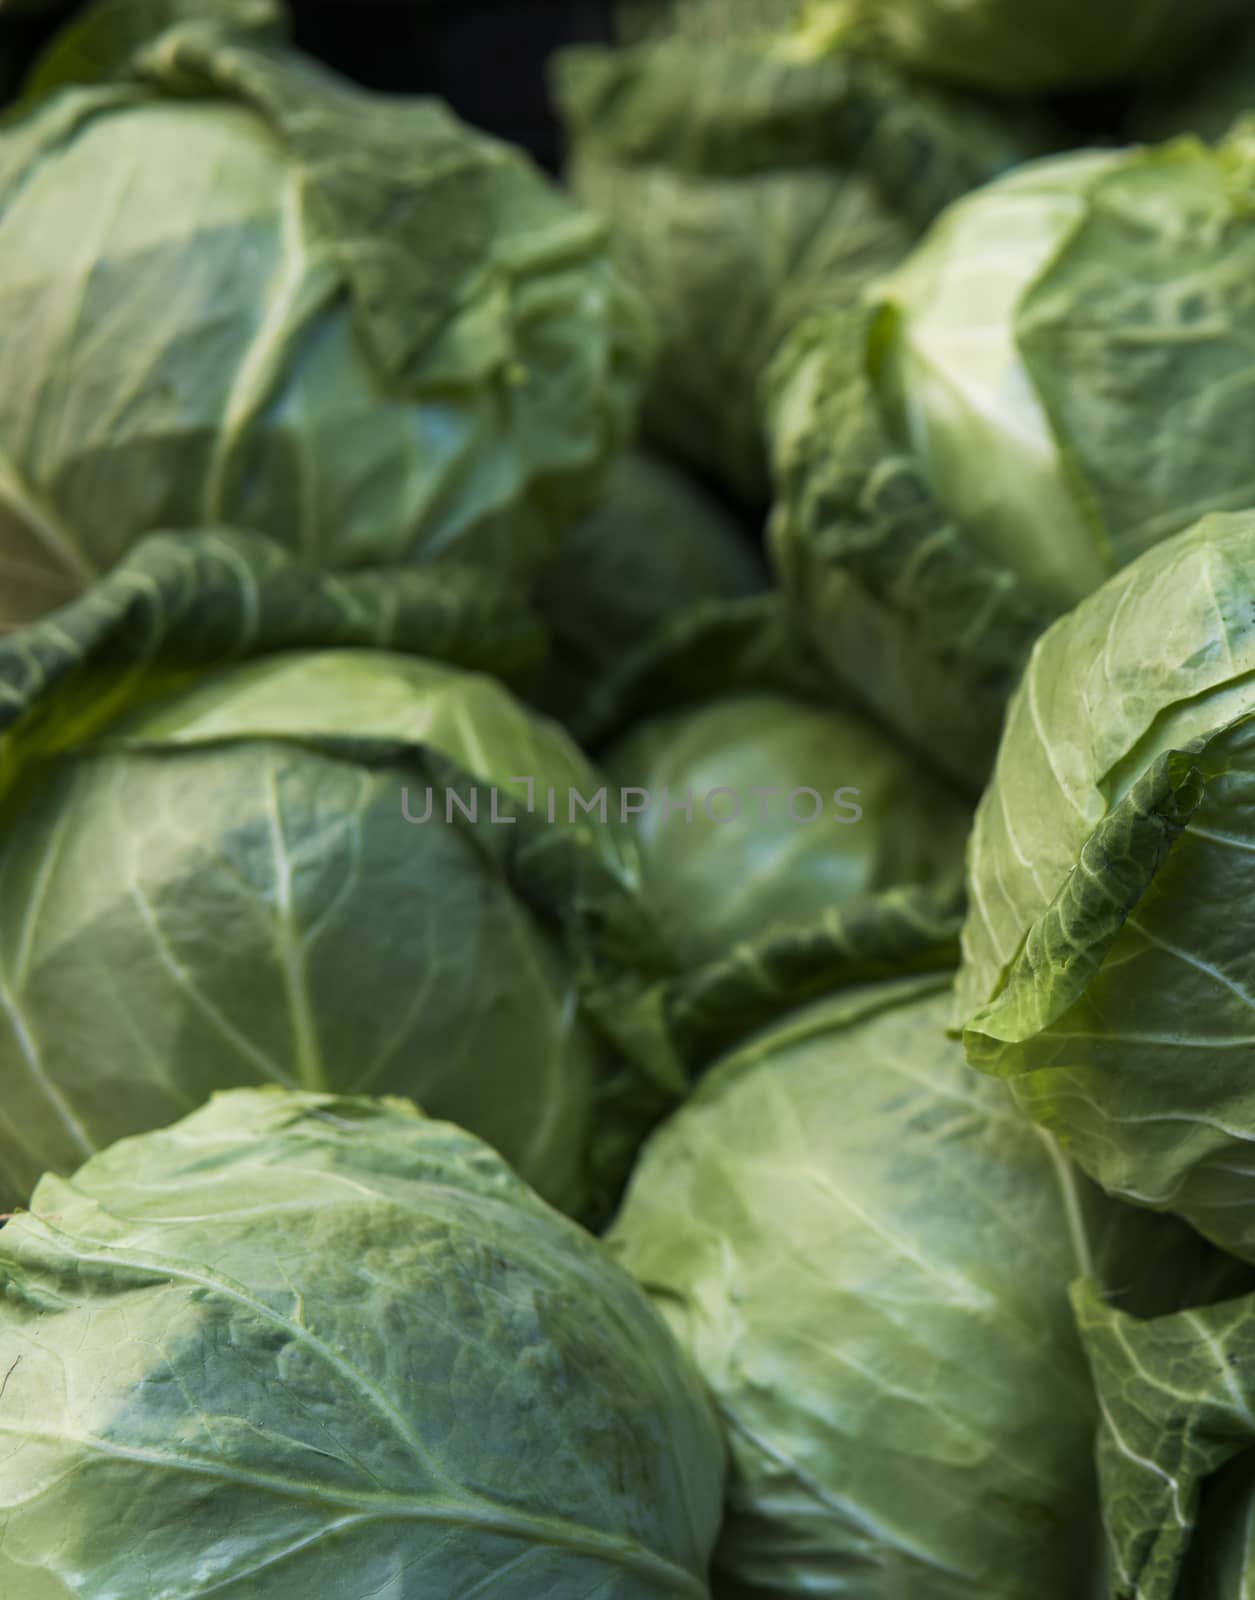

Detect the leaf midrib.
[
  {"left": 14, "top": 1229, "right": 707, "bottom": 1597},
  {"left": 0, "top": 1418, "right": 704, "bottom": 1597}
]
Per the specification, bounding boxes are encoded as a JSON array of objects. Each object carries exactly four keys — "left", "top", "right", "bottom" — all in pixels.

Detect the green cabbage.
[
  {"left": 553, "top": 27, "right": 1028, "bottom": 503},
  {"left": 809, "top": 0, "right": 1247, "bottom": 93},
  {"left": 609, "top": 974, "right": 1205, "bottom": 1597},
  {"left": 769, "top": 124, "right": 1255, "bottom": 786},
  {"left": 0, "top": 1088, "right": 726, "bottom": 1598},
  {"left": 604, "top": 690, "right": 968, "bottom": 968},
  {"left": 0, "top": 529, "right": 667, "bottom": 1218},
  {"left": 0, "top": 0, "right": 649, "bottom": 625},
  {"left": 869, "top": 135, "right": 1255, "bottom": 610},
  {"left": 958, "top": 511, "right": 1255, "bottom": 1262},
  {"left": 572, "top": 593, "right": 965, "bottom": 1062}
]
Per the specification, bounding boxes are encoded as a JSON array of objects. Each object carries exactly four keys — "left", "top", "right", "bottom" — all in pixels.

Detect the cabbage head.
[
  {"left": 808, "top": 0, "right": 1246, "bottom": 93},
  {"left": 0, "top": 0, "right": 649, "bottom": 624},
  {"left": 553, "top": 24, "right": 1027, "bottom": 503},
  {"left": 869, "top": 132, "right": 1255, "bottom": 611},
  {"left": 768, "top": 126, "right": 1255, "bottom": 784},
  {"left": 958, "top": 511, "right": 1255, "bottom": 1264},
  {"left": 581, "top": 596, "right": 966, "bottom": 1061},
  {"left": 0, "top": 529, "right": 659, "bottom": 1218},
  {"left": 604, "top": 690, "right": 968, "bottom": 969},
  {"left": 0, "top": 1087, "right": 726, "bottom": 1599},
  {"left": 609, "top": 974, "right": 1204, "bottom": 1598}
]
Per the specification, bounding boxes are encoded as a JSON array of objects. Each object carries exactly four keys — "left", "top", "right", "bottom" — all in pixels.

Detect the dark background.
[
  {"left": 291, "top": 1, "right": 615, "bottom": 170},
  {"left": 3, "top": 1, "right": 619, "bottom": 170}
]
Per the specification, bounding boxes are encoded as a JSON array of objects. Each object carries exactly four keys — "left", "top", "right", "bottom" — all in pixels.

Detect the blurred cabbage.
[
  {"left": 610, "top": 975, "right": 1212, "bottom": 1597},
  {"left": 553, "top": 12, "right": 1031, "bottom": 503},
  {"left": 807, "top": 0, "right": 1247, "bottom": 94},
  {"left": 0, "top": 0, "right": 651, "bottom": 624},
  {"left": 768, "top": 124, "right": 1255, "bottom": 787}
]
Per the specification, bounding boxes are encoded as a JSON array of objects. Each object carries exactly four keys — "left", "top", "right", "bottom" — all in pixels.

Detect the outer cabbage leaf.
[
  {"left": 765, "top": 307, "right": 1050, "bottom": 790},
  {"left": 869, "top": 133, "right": 1255, "bottom": 611},
  {"left": 609, "top": 974, "right": 1207, "bottom": 1598},
  {"left": 957, "top": 512, "right": 1255, "bottom": 1263},
  {"left": 810, "top": 0, "right": 1247, "bottom": 94},
  {"left": 19, "top": 0, "right": 286, "bottom": 96},
  {"left": 0, "top": 1088, "right": 726, "bottom": 1598},
  {"left": 553, "top": 33, "right": 1028, "bottom": 503},
  {"left": 1073, "top": 1280, "right": 1255, "bottom": 1600},
  {"left": 0, "top": 526, "right": 544, "bottom": 786},
  {"left": 0, "top": 530, "right": 675, "bottom": 1219},
  {"left": 534, "top": 453, "right": 764, "bottom": 729},
  {"left": 0, "top": 1, "right": 649, "bottom": 623}
]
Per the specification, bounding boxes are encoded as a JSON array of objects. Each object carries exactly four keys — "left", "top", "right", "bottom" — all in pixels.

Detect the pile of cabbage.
[{"left": 4, "top": 0, "right": 1255, "bottom": 1596}]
